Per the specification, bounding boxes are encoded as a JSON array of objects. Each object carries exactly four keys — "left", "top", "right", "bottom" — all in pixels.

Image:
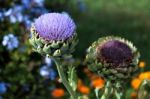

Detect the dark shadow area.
[{"left": 73, "top": 9, "right": 150, "bottom": 69}]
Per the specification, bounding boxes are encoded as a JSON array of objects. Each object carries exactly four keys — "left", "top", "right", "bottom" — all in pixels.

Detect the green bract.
[
  {"left": 85, "top": 36, "right": 140, "bottom": 82},
  {"left": 29, "top": 25, "right": 78, "bottom": 58}
]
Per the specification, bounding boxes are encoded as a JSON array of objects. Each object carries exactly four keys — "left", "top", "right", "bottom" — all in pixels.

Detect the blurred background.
[{"left": 0, "top": 0, "right": 150, "bottom": 99}]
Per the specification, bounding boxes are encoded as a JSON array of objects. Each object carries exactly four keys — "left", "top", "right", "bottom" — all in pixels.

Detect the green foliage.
[{"left": 1, "top": 0, "right": 150, "bottom": 99}]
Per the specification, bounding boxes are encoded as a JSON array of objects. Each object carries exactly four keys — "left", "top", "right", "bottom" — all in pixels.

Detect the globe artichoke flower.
[
  {"left": 85, "top": 36, "right": 140, "bottom": 82},
  {"left": 29, "top": 13, "right": 78, "bottom": 58}
]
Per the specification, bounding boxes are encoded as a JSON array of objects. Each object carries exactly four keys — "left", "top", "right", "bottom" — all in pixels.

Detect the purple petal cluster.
[
  {"left": 34, "top": 13, "right": 76, "bottom": 41},
  {"left": 97, "top": 40, "right": 133, "bottom": 67}
]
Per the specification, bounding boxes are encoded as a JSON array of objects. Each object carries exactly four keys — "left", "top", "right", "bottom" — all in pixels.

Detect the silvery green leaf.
[{"left": 68, "top": 66, "right": 78, "bottom": 91}]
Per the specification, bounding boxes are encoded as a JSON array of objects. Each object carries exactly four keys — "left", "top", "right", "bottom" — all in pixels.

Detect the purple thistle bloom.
[
  {"left": 97, "top": 40, "right": 133, "bottom": 67},
  {"left": 34, "top": 13, "right": 76, "bottom": 41}
]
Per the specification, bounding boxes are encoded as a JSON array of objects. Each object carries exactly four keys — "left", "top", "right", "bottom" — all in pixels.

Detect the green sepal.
[
  {"left": 109, "top": 69, "right": 118, "bottom": 74},
  {"left": 115, "top": 73, "right": 125, "bottom": 78},
  {"left": 60, "top": 43, "right": 69, "bottom": 52},
  {"left": 50, "top": 41, "right": 60, "bottom": 48},
  {"left": 43, "top": 44, "right": 51, "bottom": 54},
  {"left": 35, "top": 38, "right": 43, "bottom": 47},
  {"left": 29, "top": 38, "right": 37, "bottom": 48},
  {"left": 53, "top": 50, "right": 61, "bottom": 57}
]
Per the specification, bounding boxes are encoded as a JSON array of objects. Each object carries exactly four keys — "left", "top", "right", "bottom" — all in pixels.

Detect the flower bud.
[{"left": 85, "top": 36, "right": 140, "bottom": 82}]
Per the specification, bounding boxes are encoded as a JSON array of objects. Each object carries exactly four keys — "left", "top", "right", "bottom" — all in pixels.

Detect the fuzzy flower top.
[
  {"left": 34, "top": 13, "right": 76, "bottom": 41},
  {"left": 97, "top": 40, "right": 133, "bottom": 67}
]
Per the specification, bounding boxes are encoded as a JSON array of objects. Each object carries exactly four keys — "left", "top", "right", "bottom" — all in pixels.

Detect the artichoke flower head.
[
  {"left": 29, "top": 13, "right": 78, "bottom": 58},
  {"left": 86, "top": 36, "right": 140, "bottom": 82}
]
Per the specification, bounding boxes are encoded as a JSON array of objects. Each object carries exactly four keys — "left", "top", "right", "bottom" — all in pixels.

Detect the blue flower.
[
  {"left": 23, "top": 15, "right": 32, "bottom": 30},
  {"left": 4, "top": 5, "right": 24, "bottom": 23},
  {"left": 0, "top": 11, "right": 4, "bottom": 21},
  {"left": 40, "top": 66, "right": 49, "bottom": 76},
  {"left": 33, "top": 0, "right": 44, "bottom": 7},
  {"left": 0, "top": 82, "right": 7, "bottom": 94},
  {"left": 48, "top": 69, "right": 56, "bottom": 80},
  {"left": 2, "top": 34, "right": 19, "bottom": 50},
  {"left": 39, "top": 65, "right": 56, "bottom": 80},
  {"left": 4, "top": 9, "right": 12, "bottom": 16},
  {"left": 21, "top": 0, "right": 44, "bottom": 8},
  {"left": 10, "top": 13, "right": 23, "bottom": 23},
  {"left": 34, "top": 13, "right": 76, "bottom": 41},
  {"left": 21, "top": 0, "right": 31, "bottom": 8},
  {"left": 44, "top": 57, "right": 52, "bottom": 66}
]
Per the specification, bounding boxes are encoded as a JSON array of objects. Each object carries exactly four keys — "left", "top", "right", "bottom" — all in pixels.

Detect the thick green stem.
[
  {"left": 101, "top": 81, "right": 112, "bottom": 99},
  {"left": 100, "top": 81, "right": 124, "bottom": 99},
  {"left": 115, "top": 82, "right": 123, "bottom": 99},
  {"left": 115, "top": 90, "right": 122, "bottom": 99},
  {"left": 53, "top": 58, "right": 77, "bottom": 99}
]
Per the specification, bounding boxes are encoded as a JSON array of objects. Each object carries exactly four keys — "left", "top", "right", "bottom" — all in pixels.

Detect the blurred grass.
[{"left": 71, "top": 0, "right": 150, "bottom": 70}]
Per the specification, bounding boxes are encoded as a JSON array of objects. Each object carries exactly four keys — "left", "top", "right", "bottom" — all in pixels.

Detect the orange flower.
[
  {"left": 131, "top": 92, "right": 137, "bottom": 99},
  {"left": 139, "top": 71, "right": 150, "bottom": 80},
  {"left": 78, "top": 85, "right": 90, "bottom": 94},
  {"left": 92, "top": 78, "right": 105, "bottom": 88},
  {"left": 51, "top": 88, "right": 65, "bottom": 98},
  {"left": 139, "top": 61, "right": 146, "bottom": 68},
  {"left": 131, "top": 78, "right": 141, "bottom": 90},
  {"left": 77, "top": 79, "right": 83, "bottom": 88}
]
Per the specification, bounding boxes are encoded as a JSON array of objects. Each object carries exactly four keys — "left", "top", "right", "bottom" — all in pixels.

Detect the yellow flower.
[
  {"left": 131, "top": 78, "right": 141, "bottom": 90},
  {"left": 91, "top": 78, "right": 105, "bottom": 89},
  {"left": 51, "top": 88, "right": 65, "bottom": 98},
  {"left": 139, "top": 71, "right": 150, "bottom": 80},
  {"left": 131, "top": 71, "right": 150, "bottom": 90},
  {"left": 139, "top": 61, "right": 146, "bottom": 68}
]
